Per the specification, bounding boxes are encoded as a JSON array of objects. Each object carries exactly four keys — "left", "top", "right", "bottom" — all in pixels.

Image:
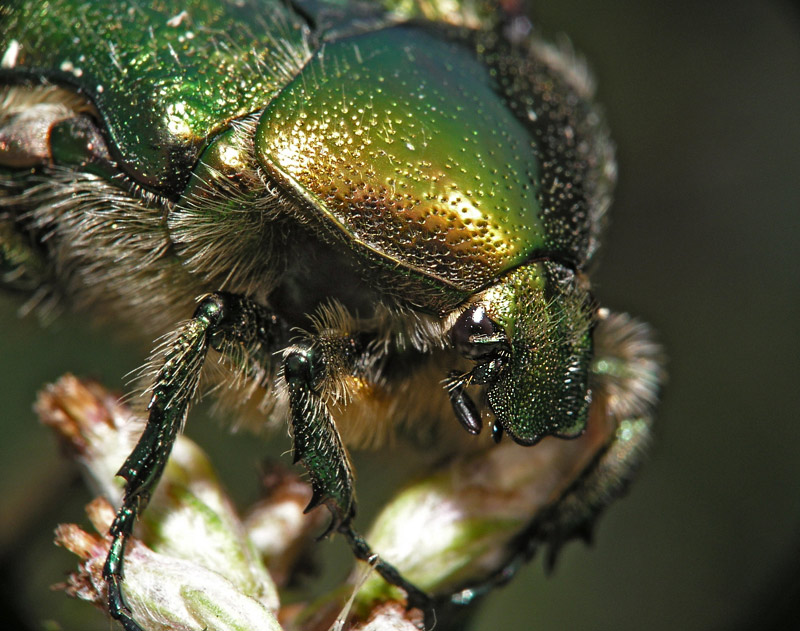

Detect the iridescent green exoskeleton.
[{"left": 0, "top": 1, "right": 661, "bottom": 629}]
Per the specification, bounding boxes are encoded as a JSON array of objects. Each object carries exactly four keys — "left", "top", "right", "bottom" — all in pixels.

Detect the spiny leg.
[
  {"left": 283, "top": 341, "right": 356, "bottom": 532},
  {"left": 103, "top": 292, "right": 286, "bottom": 631},
  {"left": 282, "top": 334, "right": 433, "bottom": 616},
  {"left": 104, "top": 293, "right": 432, "bottom": 628}
]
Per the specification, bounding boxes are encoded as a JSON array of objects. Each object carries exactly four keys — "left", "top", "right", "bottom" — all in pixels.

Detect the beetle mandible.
[{"left": 0, "top": 1, "right": 662, "bottom": 629}]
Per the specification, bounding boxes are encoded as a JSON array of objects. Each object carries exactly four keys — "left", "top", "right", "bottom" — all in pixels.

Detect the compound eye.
[{"left": 451, "top": 305, "right": 509, "bottom": 360}]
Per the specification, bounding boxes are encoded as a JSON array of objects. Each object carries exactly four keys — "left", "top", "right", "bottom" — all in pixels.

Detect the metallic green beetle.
[{"left": 0, "top": 0, "right": 661, "bottom": 629}]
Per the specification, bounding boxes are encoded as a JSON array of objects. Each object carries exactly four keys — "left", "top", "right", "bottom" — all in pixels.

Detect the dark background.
[{"left": 1, "top": 0, "right": 798, "bottom": 629}]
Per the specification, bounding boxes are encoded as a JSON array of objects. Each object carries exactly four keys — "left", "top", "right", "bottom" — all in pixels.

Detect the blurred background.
[{"left": 1, "top": 0, "right": 798, "bottom": 629}]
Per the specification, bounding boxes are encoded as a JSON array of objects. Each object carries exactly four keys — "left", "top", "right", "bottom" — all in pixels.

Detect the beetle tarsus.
[
  {"left": 107, "top": 575, "right": 145, "bottom": 631},
  {"left": 341, "top": 524, "right": 434, "bottom": 621},
  {"left": 104, "top": 508, "right": 144, "bottom": 631}
]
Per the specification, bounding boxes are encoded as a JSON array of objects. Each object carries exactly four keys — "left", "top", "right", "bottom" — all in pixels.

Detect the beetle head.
[{"left": 447, "top": 261, "right": 595, "bottom": 444}]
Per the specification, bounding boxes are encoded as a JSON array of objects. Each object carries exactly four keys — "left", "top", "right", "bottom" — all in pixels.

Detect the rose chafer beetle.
[{"left": 1, "top": 0, "right": 662, "bottom": 629}]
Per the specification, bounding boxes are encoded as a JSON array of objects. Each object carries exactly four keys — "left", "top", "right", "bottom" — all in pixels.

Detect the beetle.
[{"left": 1, "top": 0, "right": 662, "bottom": 629}]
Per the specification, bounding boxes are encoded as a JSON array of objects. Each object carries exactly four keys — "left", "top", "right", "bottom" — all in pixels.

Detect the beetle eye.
[{"left": 451, "top": 306, "right": 509, "bottom": 360}]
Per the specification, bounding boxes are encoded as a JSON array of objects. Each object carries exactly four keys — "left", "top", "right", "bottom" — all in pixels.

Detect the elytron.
[{"left": 0, "top": 0, "right": 662, "bottom": 629}]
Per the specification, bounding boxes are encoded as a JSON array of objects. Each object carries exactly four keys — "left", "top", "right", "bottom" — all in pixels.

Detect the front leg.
[
  {"left": 282, "top": 328, "right": 432, "bottom": 615},
  {"left": 104, "top": 293, "right": 430, "bottom": 630},
  {"left": 283, "top": 342, "right": 356, "bottom": 532},
  {"left": 103, "top": 292, "right": 286, "bottom": 631}
]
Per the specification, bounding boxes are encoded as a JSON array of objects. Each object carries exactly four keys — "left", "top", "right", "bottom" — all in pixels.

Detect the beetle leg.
[
  {"left": 283, "top": 332, "right": 434, "bottom": 616},
  {"left": 0, "top": 97, "right": 73, "bottom": 297},
  {"left": 341, "top": 527, "right": 434, "bottom": 618},
  {"left": 103, "top": 291, "right": 286, "bottom": 631},
  {"left": 282, "top": 341, "right": 356, "bottom": 533},
  {"left": 0, "top": 221, "right": 49, "bottom": 294}
]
